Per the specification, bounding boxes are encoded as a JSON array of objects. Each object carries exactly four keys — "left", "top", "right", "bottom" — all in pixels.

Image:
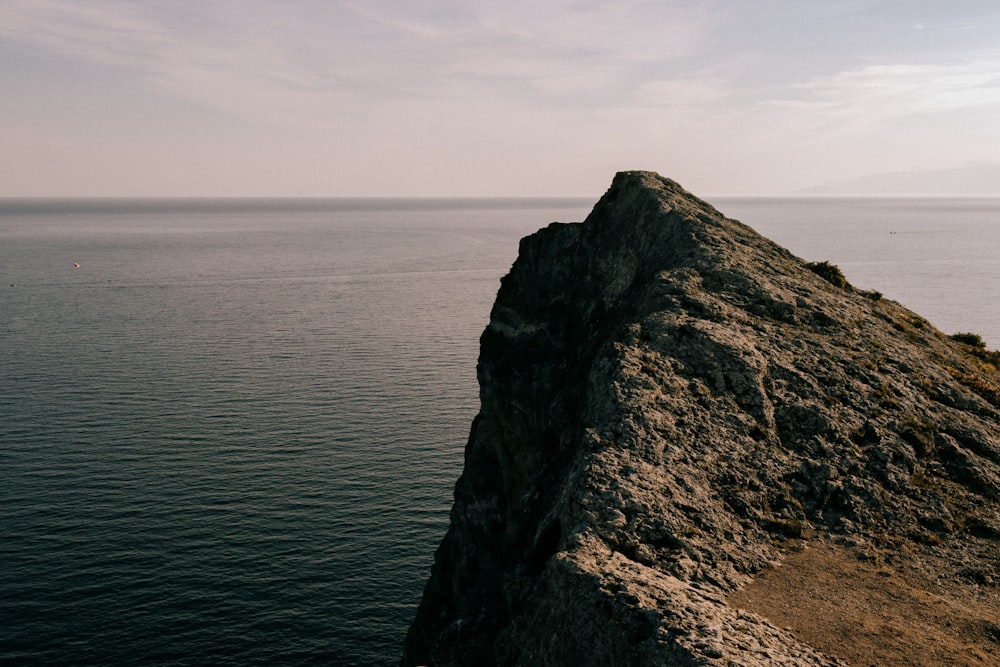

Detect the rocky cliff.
[{"left": 403, "top": 171, "right": 1000, "bottom": 665}]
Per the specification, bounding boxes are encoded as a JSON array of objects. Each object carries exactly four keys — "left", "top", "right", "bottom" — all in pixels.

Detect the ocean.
[{"left": 2, "top": 196, "right": 998, "bottom": 665}]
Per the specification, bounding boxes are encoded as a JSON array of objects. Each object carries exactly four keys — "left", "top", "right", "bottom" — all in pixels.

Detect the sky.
[{"left": 2, "top": 1, "right": 1000, "bottom": 197}]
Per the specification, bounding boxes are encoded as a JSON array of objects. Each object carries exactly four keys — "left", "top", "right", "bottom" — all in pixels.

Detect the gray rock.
[{"left": 402, "top": 171, "right": 999, "bottom": 666}]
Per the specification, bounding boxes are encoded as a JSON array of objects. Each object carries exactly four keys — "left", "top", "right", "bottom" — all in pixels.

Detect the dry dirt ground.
[{"left": 727, "top": 538, "right": 1000, "bottom": 666}]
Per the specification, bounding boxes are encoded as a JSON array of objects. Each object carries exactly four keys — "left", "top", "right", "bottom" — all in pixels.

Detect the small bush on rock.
[
  {"left": 949, "top": 332, "right": 1000, "bottom": 368},
  {"left": 950, "top": 332, "right": 986, "bottom": 349},
  {"left": 806, "top": 260, "right": 851, "bottom": 290}
]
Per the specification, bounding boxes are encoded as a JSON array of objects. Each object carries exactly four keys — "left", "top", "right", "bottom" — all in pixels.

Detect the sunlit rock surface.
[{"left": 403, "top": 171, "right": 1000, "bottom": 666}]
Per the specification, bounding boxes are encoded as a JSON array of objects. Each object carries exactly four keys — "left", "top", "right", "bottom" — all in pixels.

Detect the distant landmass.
[{"left": 797, "top": 163, "right": 1000, "bottom": 196}]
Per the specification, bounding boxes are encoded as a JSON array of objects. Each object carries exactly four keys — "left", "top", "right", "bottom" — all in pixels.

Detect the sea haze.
[{"left": 1, "top": 196, "right": 998, "bottom": 665}]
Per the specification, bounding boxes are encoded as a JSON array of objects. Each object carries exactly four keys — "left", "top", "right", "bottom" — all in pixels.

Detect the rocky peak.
[{"left": 403, "top": 171, "right": 1000, "bottom": 666}]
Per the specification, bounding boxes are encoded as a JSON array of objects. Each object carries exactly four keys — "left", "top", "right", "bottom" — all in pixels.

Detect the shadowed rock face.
[{"left": 402, "top": 172, "right": 1000, "bottom": 666}]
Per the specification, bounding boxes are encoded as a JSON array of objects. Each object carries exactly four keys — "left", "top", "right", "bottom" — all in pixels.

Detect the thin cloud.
[
  {"left": 1, "top": 0, "right": 715, "bottom": 114},
  {"left": 793, "top": 59, "right": 1000, "bottom": 120},
  {"left": 0, "top": 0, "right": 166, "bottom": 67},
  {"left": 0, "top": 2, "right": 378, "bottom": 127},
  {"left": 474, "top": 0, "right": 712, "bottom": 62}
]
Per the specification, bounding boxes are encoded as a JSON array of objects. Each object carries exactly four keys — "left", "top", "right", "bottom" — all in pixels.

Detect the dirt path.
[{"left": 727, "top": 540, "right": 1000, "bottom": 666}]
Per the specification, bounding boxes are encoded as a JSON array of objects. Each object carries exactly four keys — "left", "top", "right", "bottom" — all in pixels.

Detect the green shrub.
[
  {"left": 949, "top": 332, "right": 1000, "bottom": 368},
  {"left": 950, "top": 332, "right": 986, "bottom": 348},
  {"left": 857, "top": 288, "right": 883, "bottom": 301},
  {"left": 806, "top": 260, "right": 851, "bottom": 290}
]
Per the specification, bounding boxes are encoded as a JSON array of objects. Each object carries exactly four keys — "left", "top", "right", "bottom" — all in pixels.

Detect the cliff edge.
[{"left": 403, "top": 172, "right": 1000, "bottom": 665}]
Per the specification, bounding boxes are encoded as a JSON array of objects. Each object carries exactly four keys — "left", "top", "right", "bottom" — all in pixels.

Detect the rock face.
[{"left": 402, "top": 172, "right": 1000, "bottom": 665}]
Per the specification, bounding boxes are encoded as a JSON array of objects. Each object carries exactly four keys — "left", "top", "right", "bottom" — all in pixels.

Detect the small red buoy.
[{"left": 73, "top": 263, "right": 80, "bottom": 268}]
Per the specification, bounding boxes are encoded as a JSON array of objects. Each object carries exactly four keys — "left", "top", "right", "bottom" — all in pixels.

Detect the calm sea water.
[{"left": 2, "top": 196, "right": 998, "bottom": 666}]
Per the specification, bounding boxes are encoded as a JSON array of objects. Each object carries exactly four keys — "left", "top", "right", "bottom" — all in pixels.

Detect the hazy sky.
[{"left": 3, "top": 1, "right": 1000, "bottom": 196}]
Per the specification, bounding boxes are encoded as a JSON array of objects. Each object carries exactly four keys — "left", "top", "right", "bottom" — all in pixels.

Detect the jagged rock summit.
[{"left": 403, "top": 171, "right": 1000, "bottom": 665}]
